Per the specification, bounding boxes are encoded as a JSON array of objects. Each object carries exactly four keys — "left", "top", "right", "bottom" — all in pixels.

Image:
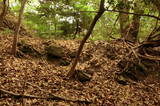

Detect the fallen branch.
[
  {"left": 0, "top": 88, "right": 92, "bottom": 104},
  {"left": 0, "top": 89, "right": 45, "bottom": 99},
  {"left": 2, "top": 78, "right": 92, "bottom": 104}
]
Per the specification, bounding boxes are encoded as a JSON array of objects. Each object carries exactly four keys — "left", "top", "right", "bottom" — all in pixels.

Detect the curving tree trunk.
[{"left": 67, "top": 0, "right": 105, "bottom": 78}]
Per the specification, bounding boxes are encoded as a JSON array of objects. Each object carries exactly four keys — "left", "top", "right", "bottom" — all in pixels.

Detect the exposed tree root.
[{"left": 116, "top": 40, "right": 160, "bottom": 85}]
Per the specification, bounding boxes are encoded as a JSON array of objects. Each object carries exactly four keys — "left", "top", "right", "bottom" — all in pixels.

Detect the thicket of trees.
[{"left": 0, "top": 0, "right": 159, "bottom": 40}]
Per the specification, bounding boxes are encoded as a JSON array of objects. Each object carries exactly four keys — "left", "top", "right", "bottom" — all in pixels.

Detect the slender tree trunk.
[
  {"left": 146, "top": 0, "right": 160, "bottom": 41},
  {"left": 126, "top": 3, "right": 143, "bottom": 42},
  {"left": 67, "top": 0, "right": 105, "bottom": 78},
  {"left": 55, "top": 23, "right": 57, "bottom": 35},
  {"left": 119, "top": 0, "right": 142, "bottom": 42},
  {"left": 73, "top": 18, "right": 79, "bottom": 39},
  {"left": 11, "top": 0, "right": 27, "bottom": 56},
  {"left": 0, "top": 0, "right": 9, "bottom": 21},
  {"left": 118, "top": 0, "right": 130, "bottom": 38},
  {"left": 151, "top": 0, "right": 160, "bottom": 12}
]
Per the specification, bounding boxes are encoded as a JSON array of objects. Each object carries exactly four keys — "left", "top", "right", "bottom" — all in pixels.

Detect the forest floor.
[{"left": 0, "top": 34, "right": 160, "bottom": 106}]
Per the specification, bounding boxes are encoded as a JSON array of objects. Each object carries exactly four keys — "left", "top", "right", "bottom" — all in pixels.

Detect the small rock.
[
  {"left": 59, "top": 59, "right": 70, "bottom": 66},
  {"left": 69, "top": 51, "right": 77, "bottom": 58},
  {"left": 76, "top": 70, "right": 92, "bottom": 82},
  {"left": 45, "top": 45, "right": 65, "bottom": 58}
]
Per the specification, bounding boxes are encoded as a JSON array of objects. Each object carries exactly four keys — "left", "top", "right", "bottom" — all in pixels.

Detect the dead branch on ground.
[{"left": 0, "top": 88, "right": 91, "bottom": 104}]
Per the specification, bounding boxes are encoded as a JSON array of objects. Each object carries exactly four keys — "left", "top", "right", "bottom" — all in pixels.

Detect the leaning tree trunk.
[
  {"left": 67, "top": 0, "right": 105, "bottom": 78},
  {"left": 11, "top": 0, "right": 27, "bottom": 56}
]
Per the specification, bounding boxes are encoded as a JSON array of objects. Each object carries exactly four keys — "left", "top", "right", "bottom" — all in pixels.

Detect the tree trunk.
[
  {"left": 118, "top": 0, "right": 130, "bottom": 38},
  {"left": 151, "top": 0, "right": 160, "bottom": 12},
  {"left": 73, "top": 18, "right": 80, "bottom": 39},
  {"left": 11, "top": 0, "right": 27, "bottom": 56},
  {"left": 126, "top": 3, "right": 143, "bottom": 42},
  {"left": 67, "top": 0, "right": 105, "bottom": 78},
  {"left": 0, "top": 0, "right": 9, "bottom": 22},
  {"left": 146, "top": 0, "right": 160, "bottom": 41},
  {"left": 119, "top": 0, "right": 142, "bottom": 43}
]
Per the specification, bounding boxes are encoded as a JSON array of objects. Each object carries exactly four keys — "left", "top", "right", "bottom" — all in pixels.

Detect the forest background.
[{"left": 1, "top": 0, "right": 159, "bottom": 42}]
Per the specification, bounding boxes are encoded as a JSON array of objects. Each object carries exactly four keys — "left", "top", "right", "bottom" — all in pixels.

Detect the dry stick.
[
  {"left": 67, "top": 0, "right": 105, "bottom": 78},
  {"left": 0, "top": 88, "right": 92, "bottom": 103},
  {"left": 0, "top": 89, "right": 46, "bottom": 99},
  {"left": 11, "top": 0, "right": 27, "bottom": 56}
]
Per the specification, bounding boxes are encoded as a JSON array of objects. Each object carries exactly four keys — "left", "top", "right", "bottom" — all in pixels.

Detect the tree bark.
[
  {"left": 67, "top": 0, "right": 105, "bottom": 78},
  {"left": 118, "top": 0, "right": 142, "bottom": 43},
  {"left": 118, "top": 0, "right": 130, "bottom": 38},
  {"left": 73, "top": 18, "right": 80, "bottom": 39},
  {"left": 0, "top": 0, "right": 9, "bottom": 21},
  {"left": 126, "top": 3, "right": 143, "bottom": 42},
  {"left": 11, "top": 0, "right": 27, "bottom": 56},
  {"left": 151, "top": 0, "right": 160, "bottom": 12},
  {"left": 146, "top": 0, "right": 160, "bottom": 41}
]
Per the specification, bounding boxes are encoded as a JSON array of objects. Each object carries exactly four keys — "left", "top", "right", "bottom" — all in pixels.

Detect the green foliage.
[
  {"left": 8, "top": 0, "right": 160, "bottom": 41},
  {"left": 139, "top": 17, "right": 157, "bottom": 41}
]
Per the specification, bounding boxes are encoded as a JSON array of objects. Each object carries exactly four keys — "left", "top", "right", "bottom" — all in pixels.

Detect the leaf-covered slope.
[{"left": 0, "top": 35, "right": 160, "bottom": 105}]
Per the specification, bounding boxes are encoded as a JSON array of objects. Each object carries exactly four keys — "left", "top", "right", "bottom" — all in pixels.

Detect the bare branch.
[{"left": 79, "top": 9, "right": 160, "bottom": 20}]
